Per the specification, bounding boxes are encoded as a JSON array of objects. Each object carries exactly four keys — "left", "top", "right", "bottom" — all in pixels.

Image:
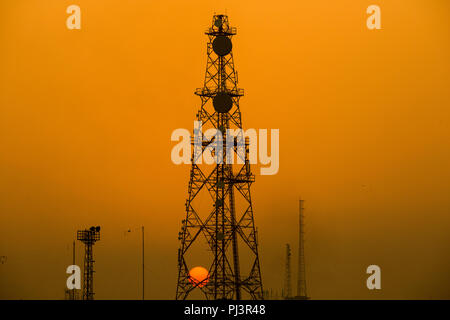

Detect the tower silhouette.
[
  {"left": 176, "top": 14, "right": 263, "bottom": 300},
  {"left": 283, "top": 244, "right": 292, "bottom": 299},
  {"left": 77, "top": 226, "right": 100, "bottom": 300},
  {"left": 295, "top": 199, "right": 308, "bottom": 299}
]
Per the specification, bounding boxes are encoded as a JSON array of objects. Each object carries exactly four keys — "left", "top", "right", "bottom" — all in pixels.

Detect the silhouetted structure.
[
  {"left": 176, "top": 14, "right": 263, "bottom": 300},
  {"left": 77, "top": 226, "right": 100, "bottom": 300},
  {"left": 294, "top": 199, "right": 309, "bottom": 299},
  {"left": 283, "top": 244, "right": 292, "bottom": 299}
]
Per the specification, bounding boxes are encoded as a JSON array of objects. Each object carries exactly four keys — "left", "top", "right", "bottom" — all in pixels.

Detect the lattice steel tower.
[
  {"left": 176, "top": 14, "right": 263, "bottom": 300},
  {"left": 77, "top": 226, "right": 100, "bottom": 300},
  {"left": 295, "top": 199, "right": 309, "bottom": 299}
]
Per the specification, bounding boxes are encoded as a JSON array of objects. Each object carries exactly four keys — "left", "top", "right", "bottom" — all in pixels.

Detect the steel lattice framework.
[
  {"left": 295, "top": 200, "right": 309, "bottom": 299},
  {"left": 77, "top": 226, "right": 100, "bottom": 300},
  {"left": 176, "top": 15, "right": 263, "bottom": 300}
]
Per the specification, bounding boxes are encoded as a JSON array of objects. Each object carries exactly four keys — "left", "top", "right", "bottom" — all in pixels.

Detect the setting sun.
[{"left": 189, "top": 267, "right": 209, "bottom": 288}]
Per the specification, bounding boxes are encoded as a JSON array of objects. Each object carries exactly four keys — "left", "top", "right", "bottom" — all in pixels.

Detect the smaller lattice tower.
[
  {"left": 295, "top": 199, "right": 309, "bottom": 299},
  {"left": 77, "top": 226, "right": 100, "bottom": 300},
  {"left": 283, "top": 244, "right": 292, "bottom": 299}
]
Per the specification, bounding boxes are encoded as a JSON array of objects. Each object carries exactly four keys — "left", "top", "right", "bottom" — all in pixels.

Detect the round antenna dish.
[
  {"left": 212, "top": 36, "right": 232, "bottom": 56},
  {"left": 213, "top": 92, "right": 233, "bottom": 113},
  {"left": 214, "top": 17, "right": 222, "bottom": 28}
]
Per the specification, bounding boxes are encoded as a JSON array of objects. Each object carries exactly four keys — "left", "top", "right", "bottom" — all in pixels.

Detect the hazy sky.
[{"left": 1, "top": 0, "right": 449, "bottom": 299}]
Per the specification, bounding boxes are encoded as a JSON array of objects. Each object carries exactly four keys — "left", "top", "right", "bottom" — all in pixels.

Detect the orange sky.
[{"left": 1, "top": 0, "right": 449, "bottom": 299}]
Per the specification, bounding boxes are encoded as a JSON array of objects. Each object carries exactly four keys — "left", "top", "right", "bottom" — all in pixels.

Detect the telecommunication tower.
[
  {"left": 77, "top": 226, "right": 100, "bottom": 300},
  {"left": 295, "top": 199, "right": 309, "bottom": 299},
  {"left": 176, "top": 14, "right": 263, "bottom": 300},
  {"left": 283, "top": 244, "right": 292, "bottom": 299}
]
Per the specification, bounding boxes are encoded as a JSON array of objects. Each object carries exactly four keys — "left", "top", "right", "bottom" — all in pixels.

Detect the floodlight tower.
[
  {"left": 77, "top": 226, "right": 100, "bottom": 300},
  {"left": 176, "top": 14, "right": 263, "bottom": 300}
]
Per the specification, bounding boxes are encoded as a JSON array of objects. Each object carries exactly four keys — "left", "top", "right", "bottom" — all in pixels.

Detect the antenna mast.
[
  {"left": 176, "top": 14, "right": 263, "bottom": 300},
  {"left": 284, "top": 244, "right": 292, "bottom": 299},
  {"left": 295, "top": 199, "right": 308, "bottom": 299}
]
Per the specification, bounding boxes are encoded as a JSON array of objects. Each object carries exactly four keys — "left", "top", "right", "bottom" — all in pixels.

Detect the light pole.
[
  {"left": 142, "top": 226, "right": 144, "bottom": 300},
  {"left": 126, "top": 226, "right": 145, "bottom": 300}
]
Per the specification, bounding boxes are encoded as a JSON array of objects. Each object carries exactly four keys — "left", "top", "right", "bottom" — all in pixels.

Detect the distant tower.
[
  {"left": 295, "top": 199, "right": 309, "bottom": 299},
  {"left": 283, "top": 244, "right": 292, "bottom": 299},
  {"left": 176, "top": 14, "right": 263, "bottom": 300},
  {"left": 77, "top": 226, "right": 100, "bottom": 300}
]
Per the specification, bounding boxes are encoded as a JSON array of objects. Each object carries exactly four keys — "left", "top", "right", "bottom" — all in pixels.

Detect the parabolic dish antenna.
[
  {"left": 213, "top": 92, "right": 233, "bottom": 113},
  {"left": 214, "top": 17, "right": 222, "bottom": 28},
  {"left": 212, "top": 36, "right": 232, "bottom": 56}
]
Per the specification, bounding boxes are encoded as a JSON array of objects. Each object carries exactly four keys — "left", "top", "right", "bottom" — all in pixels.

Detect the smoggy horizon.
[{"left": 1, "top": 0, "right": 449, "bottom": 299}]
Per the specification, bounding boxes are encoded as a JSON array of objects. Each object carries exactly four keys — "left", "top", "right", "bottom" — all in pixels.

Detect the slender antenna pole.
[
  {"left": 72, "top": 241, "right": 75, "bottom": 300},
  {"left": 297, "top": 198, "right": 308, "bottom": 299},
  {"left": 142, "top": 226, "right": 144, "bottom": 300}
]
